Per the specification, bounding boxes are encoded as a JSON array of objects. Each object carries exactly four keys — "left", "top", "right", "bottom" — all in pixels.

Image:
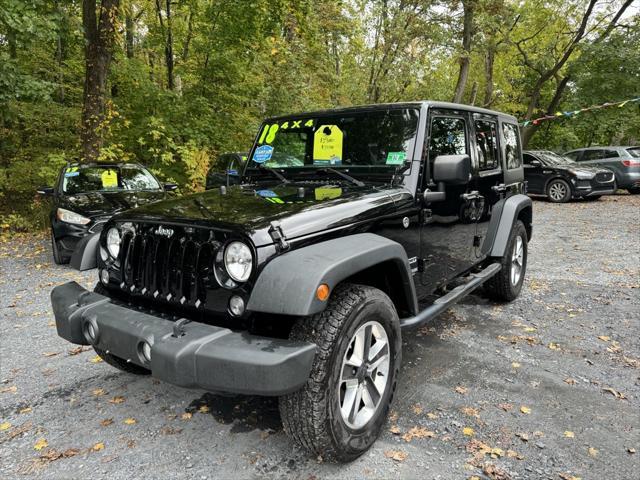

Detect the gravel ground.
[{"left": 1, "top": 194, "right": 638, "bottom": 480}]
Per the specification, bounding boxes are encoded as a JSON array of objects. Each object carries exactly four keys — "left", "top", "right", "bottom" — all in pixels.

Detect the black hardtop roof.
[{"left": 265, "top": 101, "right": 519, "bottom": 124}]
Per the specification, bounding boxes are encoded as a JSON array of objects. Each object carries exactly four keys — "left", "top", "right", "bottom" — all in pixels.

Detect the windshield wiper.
[
  {"left": 319, "top": 167, "right": 365, "bottom": 187},
  {"left": 258, "top": 164, "right": 290, "bottom": 184}
]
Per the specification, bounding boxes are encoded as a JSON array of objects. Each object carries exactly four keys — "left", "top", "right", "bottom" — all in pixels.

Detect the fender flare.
[
  {"left": 482, "top": 194, "right": 532, "bottom": 258},
  {"left": 70, "top": 232, "right": 100, "bottom": 271},
  {"left": 246, "top": 233, "right": 418, "bottom": 317}
]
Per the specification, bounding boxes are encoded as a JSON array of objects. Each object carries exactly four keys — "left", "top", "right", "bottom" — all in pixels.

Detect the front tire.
[
  {"left": 279, "top": 284, "right": 401, "bottom": 462},
  {"left": 51, "top": 231, "right": 68, "bottom": 265},
  {"left": 546, "top": 179, "right": 572, "bottom": 203},
  {"left": 485, "top": 220, "right": 528, "bottom": 302}
]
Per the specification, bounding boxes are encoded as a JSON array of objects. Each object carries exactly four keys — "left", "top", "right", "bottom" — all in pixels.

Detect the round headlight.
[
  {"left": 106, "top": 228, "right": 121, "bottom": 258},
  {"left": 224, "top": 241, "right": 253, "bottom": 282}
]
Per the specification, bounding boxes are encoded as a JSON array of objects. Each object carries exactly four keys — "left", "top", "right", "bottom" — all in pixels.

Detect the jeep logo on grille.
[{"left": 155, "top": 226, "right": 174, "bottom": 238}]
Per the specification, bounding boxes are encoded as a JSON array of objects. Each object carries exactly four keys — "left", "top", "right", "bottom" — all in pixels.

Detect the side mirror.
[
  {"left": 432, "top": 154, "right": 471, "bottom": 185},
  {"left": 530, "top": 160, "right": 542, "bottom": 167},
  {"left": 164, "top": 183, "right": 178, "bottom": 191},
  {"left": 37, "top": 186, "right": 54, "bottom": 196}
]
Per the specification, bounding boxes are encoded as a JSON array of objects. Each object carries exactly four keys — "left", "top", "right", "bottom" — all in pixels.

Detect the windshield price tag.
[
  {"left": 313, "top": 125, "right": 343, "bottom": 166},
  {"left": 101, "top": 169, "right": 118, "bottom": 188},
  {"left": 253, "top": 145, "right": 274, "bottom": 164}
]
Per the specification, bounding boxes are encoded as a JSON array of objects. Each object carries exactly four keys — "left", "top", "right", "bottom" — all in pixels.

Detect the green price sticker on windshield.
[{"left": 386, "top": 151, "right": 406, "bottom": 165}]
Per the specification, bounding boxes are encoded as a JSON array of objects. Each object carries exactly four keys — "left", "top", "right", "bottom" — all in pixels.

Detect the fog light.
[
  {"left": 229, "top": 295, "right": 245, "bottom": 317},
  {"left": 139, "top": 341, "right": 152, "bottom": 363},
  {"left": 100, "top": 269, "right": 109, "bottom": 285}
]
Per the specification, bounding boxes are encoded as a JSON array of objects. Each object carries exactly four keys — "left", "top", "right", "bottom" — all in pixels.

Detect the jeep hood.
[
  {"left": 58, "top": 190, "right": 167, "bottom": 218},
  {"left": 113, "top": 182, "right": 410, "bottom": 246}
]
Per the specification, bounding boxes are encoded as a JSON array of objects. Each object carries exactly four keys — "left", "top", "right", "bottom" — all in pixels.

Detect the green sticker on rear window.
[{"left": 386, "top": 151, "right": 406, "bottom": 165}]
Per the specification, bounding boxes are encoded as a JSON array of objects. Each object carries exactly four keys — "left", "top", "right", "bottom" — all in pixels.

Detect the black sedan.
[
  {"left": 37, "top": 162, "right": 177, "bottom": 264},
  {"left": 523, "top": 150, "right": 616, "bottom": 203},
  {"left": 205, "top": 152, "right": 247, "bottom": 190}
]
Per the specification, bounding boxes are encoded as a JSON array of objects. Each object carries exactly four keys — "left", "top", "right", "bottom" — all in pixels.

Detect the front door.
[
  {"left": 522, "top": 152, "right": 545, "bottom": 193},
  {"left": 419, "top": 110, "right": 478, "bottom": 294}
]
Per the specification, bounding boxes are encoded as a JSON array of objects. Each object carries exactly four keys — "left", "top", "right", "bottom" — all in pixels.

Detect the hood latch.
[{"left": 269, "top": 221, "right": 289, "bottom": 251}]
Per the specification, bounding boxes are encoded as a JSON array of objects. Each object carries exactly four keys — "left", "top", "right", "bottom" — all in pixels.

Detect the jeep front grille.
[{"left": 117, "top": 225, "right": 224, "bottom": 308}]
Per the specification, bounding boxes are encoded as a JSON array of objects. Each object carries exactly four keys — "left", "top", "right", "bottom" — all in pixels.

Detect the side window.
[
  {"left": 502, "top": 123, "right": 522, "bottom": 169},
  {"left": 565, "top": 151, "right": 580, "bottom": 161},
  {"left": 603, "top": 149, "right": 620, "bottom": 159},
  {"left": 428, "top": 117, "right": 467, "bottom": 161},
  {"left": 474, "top": 120, "right": 499, "bottom": 170},
  {"left": 583, "top": 150, "right": 604, "bottom": 161},
  {"left": 522, "top": 153, "right": 535, "bottom": 165}
]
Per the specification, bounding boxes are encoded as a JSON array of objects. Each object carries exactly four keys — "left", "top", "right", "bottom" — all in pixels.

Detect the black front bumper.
[{"left": 51, "top": 282, "right": 316, "bottom": 396}]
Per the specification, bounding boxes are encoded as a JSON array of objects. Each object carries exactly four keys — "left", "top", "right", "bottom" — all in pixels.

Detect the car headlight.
[
  {"left": 56, "top": 208, "right": 90, "bottom": 225},
  {"left": 106, "top": 227, "right": 121, "bottom": 258},
  {"left": 224, "top": 241, "right": 253, "bottom": 282},
  {"left": 569, "top": 169, "right": 595, "bottom": 180}
]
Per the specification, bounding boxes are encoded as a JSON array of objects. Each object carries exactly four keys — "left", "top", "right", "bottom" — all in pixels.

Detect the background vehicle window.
[
  {"left": 627, "top": 147, "right": 640, "bottom": 158},
  {"left": 502, "top": 123, "right": 522, "bottom": 169},
  {"left": 429, "top": 117, "right": 467, "bottom": 160},
  {"left": 522, "top": 153, "right": 536, "bottom": 165},
  {"left": 474, "top": 120, "right": 499, "bottom": 170},
  {"left": 582, "top": 149, "right": 619, "bottom": 161},
  {"left": 564, "top": 151, "right": 580, "bottom": 161}
]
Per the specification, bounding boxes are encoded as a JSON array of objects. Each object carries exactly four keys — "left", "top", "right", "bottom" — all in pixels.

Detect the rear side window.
[
  {"left": 502, "top": 123, "right": 522, "bottom": 169},
  {"left": 627, "top": 147, "right": 640, "bottom": 158},
  {"left": 583, "top": 149, "right": 619, "bottom": 161},
  {"left": 474, "top": 120, "right": 499, "bottom": 171}
]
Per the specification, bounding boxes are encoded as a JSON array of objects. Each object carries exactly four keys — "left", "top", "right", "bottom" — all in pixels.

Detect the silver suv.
[{"left": 564, "top": 146, "right": 640, "bottom": 194}]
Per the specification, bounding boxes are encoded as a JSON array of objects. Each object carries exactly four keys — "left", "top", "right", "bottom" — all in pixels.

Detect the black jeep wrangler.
[{"left": 51, "top": 102, "right": 532, "bottom": 461}]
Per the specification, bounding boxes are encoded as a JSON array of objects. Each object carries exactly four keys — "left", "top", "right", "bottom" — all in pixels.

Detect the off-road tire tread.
[
  {"left": 485, "top": 220, "right": 527, "bottom": 302},
  {"left": 279, "top": 283, "right": 397, "bottom": 461}
]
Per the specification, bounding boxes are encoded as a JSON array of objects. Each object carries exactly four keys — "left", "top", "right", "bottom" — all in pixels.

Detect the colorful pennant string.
[{"left": 520, "top": 97, "right": 640, "bottom": 127}]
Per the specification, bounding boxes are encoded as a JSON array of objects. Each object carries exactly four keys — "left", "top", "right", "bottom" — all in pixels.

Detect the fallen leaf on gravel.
[
  {"left": 93, "top": 388, "right": 106, "bottom": 396},
  {"left": 455, "top": 386, "right": 468, "bottom": 395},
  {"left": 506, "top": 449, "right": 523, "bottom": 459},
  {"left": 483, "top": 463, "right": 510, "bottom": 480},
  {"left": 43, "top": 352, "right": 59, "bottom": 357},
  {"left": 123, "top": 418, "right": 137, "bottom": 425},
  {"left": 461, "top": 407, "right": 480, "bottom": 418},
  {"left": 1, "top": 385, "right": 17, "bottom": 394},
  {"left": 198, "top": 405, "right": 210, "bottom": 413},
  {"left": 533, "top": 431, "right": 544, "bottom": 437},
  {"left": 628, "top": 448, "right": 636, "bottom": 454},
  {"left": 402, "top": 426, "right": 435, "bottom": 442},
  {"left": 109, "top": 396, "right": 125, "bottom": 404},
  {"left": 564, "top": 378, "right": 577, "bottom": 385},
  {"left": 520, "top": 406, "right": 531, "bottom": 414},
  {"left": 548, "top": 343, "right": 560, "bottom": 350},
  {"left": 92, "top": 442, "right": 105, "bottom": 452},
  {"left": 511, "top": 362, "right": 521, "bottom": 369},
  {"left": 411, "top": 404, "right": 423, "bottom": 415},
  {"left": 427, "top": 412, "right": 438, "bottom": 419},
  {"left": 588, "top": 447, "right": 598, "bottom": 457},
  {"left": 100, "top": 418, "right": 113, "bottom": 427},
  {"left": 0, "top": 422, "right": 10, "bottom": 431},
  {"left": 18, "top": 407, "right": 32, "bottom": 414},
  {"left": 160, "top": 426, "right": 183, "bottom": 435},
  {"left": 463, "top": 427, "right": 475, "bottom": 436},
  {"left": 559, "top": 474, "right": 582, "bottom": 480},
  {"left": 90, "top": 355, "right": 103, "bottom": 363},
  {"left": 602, "top": 387, "right": 626, "bottom": 399},
  {"left": 597, "top": 335, "right": 610, "bottom": 342},
  {"left": 389, "top": 425, "right": 401, "bottom": 434},
  {"left": 490, "top": 447, "right": 504, "bottom": 458},
  {"left": 40, "top": 448, "right": 80, "bottom": 462},
  {"left": 68, "top": 346, "right": 91, "bottom": 356},
  {"left": 498, "top": 403, "right": 513, "bottom": 411},
  {"left": 33, "top": 438, "right": 48, "bottom": 451},
  {"left": 515, "top": 432, "right": 529, "bottom": 442},
  {"left": 181, "top": 412, "right": 192, "bottom": 420},
  {"left": 564, "top": 431, "right": 575, "bottom": 438},
  {"left": 384, "top": 450, "right": 408, "bottom": 462},
  {"left": 523, "top": 327, "right": 536, "bottom": 333}
]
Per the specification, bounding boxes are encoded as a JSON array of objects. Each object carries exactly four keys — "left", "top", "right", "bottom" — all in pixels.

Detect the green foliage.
[{"left": 1, "top": 0, "right": 639, "bottom": 230}]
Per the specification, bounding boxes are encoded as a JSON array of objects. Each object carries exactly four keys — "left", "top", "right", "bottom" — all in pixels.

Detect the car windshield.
[
  {"left": 62, "top": 165, "right": 161, "bottom": 194},
  {"left": 537, "top": 151, "right": 574, "bottom": 165},
  {"left": 247, "top": 108, "right": 420, "bottom": 178}
]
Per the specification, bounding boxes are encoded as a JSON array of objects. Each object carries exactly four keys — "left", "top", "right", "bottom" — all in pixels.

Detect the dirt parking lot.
[{"left": 1, "top": 194, "right": 638, "bottom": 479}]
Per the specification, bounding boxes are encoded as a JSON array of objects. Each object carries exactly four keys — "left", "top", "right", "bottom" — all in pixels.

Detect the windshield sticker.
[
  {"left": 386, "top": 151, "right": 406, "bottom": 165},
  {"left": 227, "top": 169, "right": 238, "bottom": 175},
  {"left": 265, "top": 124, "right": 279, "bottom": 143},
  {"left": 101, "top": 169, "right": 118, "bottom": 188},
  {"left": 256, "top": 189, "right": 277, "bottom": 198},
  {"left": 253, "top": 145, "right": 274, "bottom": 164},
  {"left": 313, "top": 125, "right": 343, "bottom": 166},
  {"left": 315, "top": 186, "right": 343, "bottom": 200},
  {"left": 64, "top": 166, "right": 80, "bottom": 177}
]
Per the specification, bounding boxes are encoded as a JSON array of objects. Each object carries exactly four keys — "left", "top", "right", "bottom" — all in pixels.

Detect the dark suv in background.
[
  {"left": 564, "top": 146, "right": 640, "bottom": 194},
  {"left": 37, "top": 163, "right": 176, "bottom": 264},
  {"left": 523, "top": 150, "right": 616, "bottom": 202}
]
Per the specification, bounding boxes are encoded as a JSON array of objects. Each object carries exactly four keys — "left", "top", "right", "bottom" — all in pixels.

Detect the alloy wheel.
[
  {"left": 549, "top": 181, "right": 567, "bottom": 201},
  {"left": 511, "top": 235, "right": 524, "bottom": 285},
  {"left": 339, "top": 320, "right": 390, "bottom": 429}
]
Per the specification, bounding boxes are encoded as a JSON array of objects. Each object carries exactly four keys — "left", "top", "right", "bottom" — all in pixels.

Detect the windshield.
[
  {"left": 62, "top": 165, "right": 161, "bottom": 194},
  {"left": 537, "top": 151, "right": 574, "bottom": 165},
  {"left": 247, "top": 108, "right": 420, "bottom": 177}
]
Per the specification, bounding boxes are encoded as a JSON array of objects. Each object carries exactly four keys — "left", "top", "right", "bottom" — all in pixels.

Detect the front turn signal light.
[{"left": 316, "top": 284, "right": 330, "bottom": 301}]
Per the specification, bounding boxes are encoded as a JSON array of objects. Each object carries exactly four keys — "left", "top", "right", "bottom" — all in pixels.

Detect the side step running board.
[{"left": 399, "top": 263, "right": 501, "bottom": 330}]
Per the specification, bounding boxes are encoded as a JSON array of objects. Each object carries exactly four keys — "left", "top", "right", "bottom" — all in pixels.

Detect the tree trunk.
[
  {"left": 521, "top": 75, "right": 570, "bottom": 148},
  {"left": 155, "top": 0, "right": 174, "bottom": 90},
  {"left": 483, "top": 46, "right": 494, "bottom": 107},
  {"left": 452, "top": 0, "right": 474, "bottom": 103},
  {"left": 125, "top": 13, "right": 134, "bottom": 58},
  {"left": 80, "top": 0, "right": 120, "bottom": 163}
]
